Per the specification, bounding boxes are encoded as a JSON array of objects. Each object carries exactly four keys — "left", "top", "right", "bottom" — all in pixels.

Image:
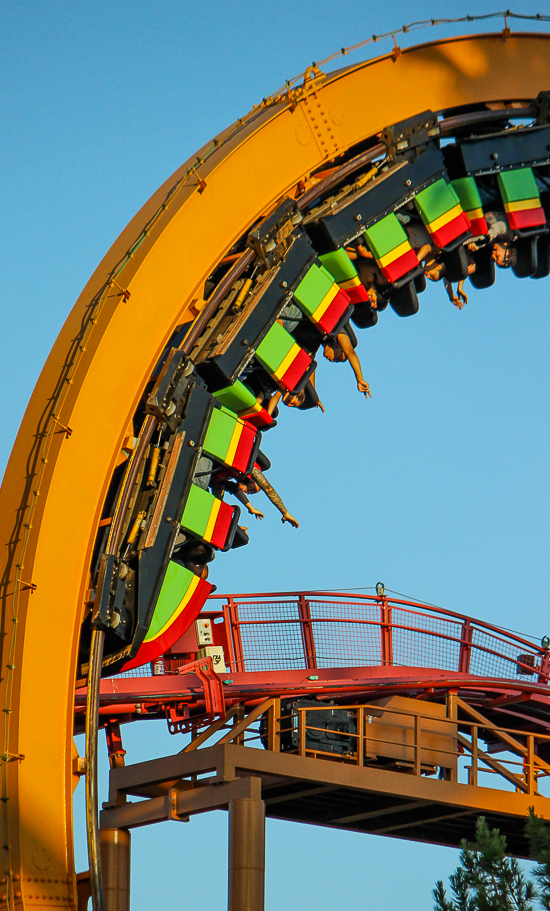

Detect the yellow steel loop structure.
[{"left": 2, "top": 29, "right": 550, "bottom": 911}]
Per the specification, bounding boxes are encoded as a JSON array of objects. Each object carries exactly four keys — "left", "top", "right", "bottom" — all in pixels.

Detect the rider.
[
  {"left": 211, "top": 464, "right": 299, "bottom": 528},
  {"left": 322, "top": 324, "right": 372, "bottom": 398}
]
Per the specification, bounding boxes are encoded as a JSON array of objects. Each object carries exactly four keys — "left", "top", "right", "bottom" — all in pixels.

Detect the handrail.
[
  {"left": 200, "top": 592, "right": 549, "bottom": 684},
  {"left": 206, "top": 698, "right": 550, "bottom": 798},
  {"left": 207, "top": 591, "right": 542, "bottom": 648}
]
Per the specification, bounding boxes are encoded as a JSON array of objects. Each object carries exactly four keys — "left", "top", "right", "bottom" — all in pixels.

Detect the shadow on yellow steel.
[{"left": 1, "top": 31, "right": 549, "bottom": 911}]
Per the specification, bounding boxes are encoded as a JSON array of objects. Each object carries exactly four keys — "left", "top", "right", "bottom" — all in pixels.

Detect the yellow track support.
[{"left": 1, "top": 32, "right": 550, "bottom": 911}]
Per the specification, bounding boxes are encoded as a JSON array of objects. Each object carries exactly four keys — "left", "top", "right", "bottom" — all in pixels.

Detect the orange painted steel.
[{"left": 1, "top": 31, "right": 550, "bottom": 911}]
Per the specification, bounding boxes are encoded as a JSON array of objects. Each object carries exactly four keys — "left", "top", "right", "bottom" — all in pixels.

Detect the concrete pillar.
[
  {"left": 228, "top": 797, "right": 265, "bottom": 911},
  {"left": 99, "top": 828, "right": 131, "bottom": 911}
]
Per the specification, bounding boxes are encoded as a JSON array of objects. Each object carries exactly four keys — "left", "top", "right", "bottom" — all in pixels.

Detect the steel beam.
[
  {"left": 107, "top": 741, "right": 550, "bottom": 818},
  {"left": 328, "top": 799, "right": 433, "bottom": 826},
  {"left": 101, "top": 776, "right": 261, "bottom": 830},
  {"left": 102, "top": 741, "right": 550, "bottom": 857},
  {"left": 264, "top": 785, "right": 336, "bottom": 807},
  {"left": 374, "top": 809, "right": 472, "bottom": 836}
]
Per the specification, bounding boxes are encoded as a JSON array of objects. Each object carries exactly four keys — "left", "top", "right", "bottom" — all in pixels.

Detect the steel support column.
[
  {"left": 228, "top": 797, "right": 265, "bottom": 911},
  {"left": 99, "top": 829, "right": 131, "bottom": 911}
]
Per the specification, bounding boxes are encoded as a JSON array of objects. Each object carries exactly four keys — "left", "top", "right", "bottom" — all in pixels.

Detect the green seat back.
[
  {"left": 255, "top": 320, "right": 295, "bottom": 374},
  {"left": 319, "top": 249, "right": 358, "bottom": 283},
  {"left": 213, "top": 380, "right": 257, "bottom": 414},
  {"left": 181, "top": 484, "right": 215, "bottom": 539},
  {"left": 451, "top": 177, "right": 483, "bottom": 212},
  {"left": 203, "top": 407, "right": 239, "bottom": 463},
  {"left": 363, "top": 213, "right": 408, "bottom": 259},
  {"left": 145, "top": 562, "right": 196, "bottom": 642},
  {"left": 415, "top": 179, "right": 461, "bottom": 224},
  {"left": 294, "top": 263, "right": 336, "bottom": 316},
  {"left": 497, "top": 167, "right": 540, "bottom": 203}
]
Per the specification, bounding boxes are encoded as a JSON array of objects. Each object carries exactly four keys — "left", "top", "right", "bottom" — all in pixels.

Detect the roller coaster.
[{"left": 3, "top": 17, "right": 550, "bottom": 911}]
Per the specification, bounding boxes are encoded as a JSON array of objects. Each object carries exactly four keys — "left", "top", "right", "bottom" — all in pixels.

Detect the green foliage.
[
  {"left": 526, "top": 810, "right": 550, "bottom": 911},
  {"left": 433, "top": 816, "right": 537, "bottom": 911}
]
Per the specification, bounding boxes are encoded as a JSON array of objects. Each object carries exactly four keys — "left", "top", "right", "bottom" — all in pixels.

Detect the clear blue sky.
[{"left": 3, "top": 2, "right": 550, "bottom": 909}]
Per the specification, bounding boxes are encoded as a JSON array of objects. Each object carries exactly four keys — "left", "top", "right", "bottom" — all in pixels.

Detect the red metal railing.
[
  {"left": 206, "top": 591, "right": 550, "bottom": 682},
  {"left": 116, "top": 591, "right": 550, "bottom": 684}
]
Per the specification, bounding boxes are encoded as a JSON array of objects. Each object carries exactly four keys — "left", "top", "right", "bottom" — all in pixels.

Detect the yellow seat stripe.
[
  {"left": 377, "top": 239, "right": 413, "bottom": 268},
  {"left": 144, "top": 574, "right": 201, "bottom": 642},
  {"left": 226, "top": 419, "right": 243, "bottom": 467},
  {"left": 204, "top": 497, "right": 222, "bottom": 542},
  {"left": 240, "top": 400, "right": 262, "bottom": 416},
  {"left": 504, "top": 197, "right": 542, "bottom": 213},
  {"left": 274, "top": 342, "right": 301, "bottom": 380},
  {"left": 312, "top": 284, "right": 338, "bottom": 322},
  {"left": 425, "top": 203, "right": 464, "bottom": 233},
  {"left": 339, "top": 276, "right": 361, "bottom": 290}
]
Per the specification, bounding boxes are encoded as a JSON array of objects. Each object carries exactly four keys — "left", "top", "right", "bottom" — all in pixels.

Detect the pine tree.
[
  {"left": 433, "top": 816, "right": 536, "bottom": 911},
  {"left": 526, "top": 810, "right": 550, "bottom": 910}
]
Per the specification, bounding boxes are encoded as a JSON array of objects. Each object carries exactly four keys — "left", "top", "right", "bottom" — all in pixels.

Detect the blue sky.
[{"left": 3, "top": 2, "right": 550, "bottom": 909}]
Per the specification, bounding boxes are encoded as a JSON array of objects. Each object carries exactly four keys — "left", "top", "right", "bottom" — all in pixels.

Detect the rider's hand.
[
  {"left": 248, "top": 506, "right": 264, "bottom": 520},
  {"left": 357, "top": 244, "right": 372, "bottom": 259},
  {"left": 366, "top": 288, "right": 378, "bottom": 308},
  {"left": 281, "top": 512, "right": 299, "bottom": 528},
  {"left": 357, "top": 379, "right": 372, "bottom": 398}
]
